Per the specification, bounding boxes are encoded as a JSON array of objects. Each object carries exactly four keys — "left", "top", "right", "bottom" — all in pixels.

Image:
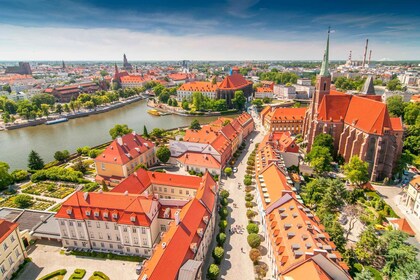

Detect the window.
[
  {"left": 1, "top": 265, "right": 6, "bottom": 274},
  {"left": 142, "top": 238, "right": 148, "bottom": 246},
  {"left": 87, "top": 221, "right": 91, "bottom": 227},
  {"left": 105, "top": 223, "right": 109, "bottom": 229},
  {"left": 127, "top": 247, "right": 130, "bottom": 253},
  {"left": 133, "top": 237, "right": 138, "bottom": 244},
  {"left": 90, "top": 232, "right": 94, "bottom": 238},
  {"left": 96, "top": 222, "right": 100, "bottom": 228},
  {"left": 141, "top": 227, "right": 146, "bottom": 234},
  {"left": 123, "top": 227, "right": 127, "bottom": 232},
  {"left": 65, "top": 240, "right": 69, "bottom": 245},
  {"left": 101, "top": 243, "right": 105, "bottom": 248},
  {"left": 61, "top": 220, "right": 65, "bottom": 226},
  {"left": 9, "top": 256, "right": 13, "bottom": 265},
  {"left": 135, "top": 248, "right": 139, "bottom": 254},
  {"left": 116, "top": 235, "right": 120, "bottom": 241},
  {"left": 171, "top": 188, "right": 174, "bottom": 193},
  {"left": 92, "top": 242, "right": 96, "bottom": 247},
  {"left": 164, "top": 188, "right": 167, "bottom": 192},
  {"left": 69, "top": 221, "right": 73, "bottom": 226},
  {"left": 159, "top": 187, "right": 162, "bottom": 192},
  {"left": 77, "top": 222, "right": 82, "bottom": 227},
  {"left": 124, "top": 236, "right": 129, "bottom": 244},
  {"left": 132, "top": 227, "right": 136, "bottom": 233},
  {"left": 179, "top": 190, "right": 183, "bottom": 194},
  {"left": 186, "top": 190, "right": 190, "bottom": 195},
  {"left": 114, "top": 225, "right": 118, "bottom": 230},
  {"left": 160, "top": 225, "right": 166, "bottom": 232},
  {"left": 10, "top": 235, "right": 15, "bottom": 243},
  {"left": 101, "top": 163, "right": 105, "bottom": 171},
  {"left": 15, "top": 248, "right": 20, "bottom": 258},
  {"left": 79, "top": 232, "right": 84, "bottom": 239},
  {"left": 109, "top": 244, "right": 113, "bottom": 249},
  {"left": 107, "top": 234, "right": 111, "bottom": 240},
  {"left": 99, "top": 232, "right": 103, "bottom": 239},
  {"left": 73, "top": 241, "right": 77, "bottom": 246}
]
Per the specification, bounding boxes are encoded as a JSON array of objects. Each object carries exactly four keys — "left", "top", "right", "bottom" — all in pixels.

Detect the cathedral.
[{"left": 302, "top": 29, "right": 403, "bottom": 181}]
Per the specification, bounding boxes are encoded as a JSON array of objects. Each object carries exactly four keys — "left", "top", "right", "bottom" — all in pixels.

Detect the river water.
[{"left": 0, "top": 100, "right": 221, "bottom": 170}]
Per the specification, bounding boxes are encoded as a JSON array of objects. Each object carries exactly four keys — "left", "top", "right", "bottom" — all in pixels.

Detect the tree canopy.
[
  {"left": 109, "top": 124, "right": 133, "bottom": 139},
  {"left": 28, "top": 150, "right": 44, "bottom": 170},
  {"left": 156, "top": 146, "right": 171, "bottom": 163},
  {"left": 344, "top": 156, "right": 370, "bottom": 186},
  {"left": 190, "top": 119, "right": 201, "bottom": 130},
  {"left": 386, "top": 95, "right": 405, "bottom": 117},
  {"left": 0, "top": 162, "right": 14, "bottom": 190},
  {"left": 306, "top": 146, "right": 333, "bottom": 174},
  {"left": 233, "top": 90, "right": 246, "bottom": 110}
]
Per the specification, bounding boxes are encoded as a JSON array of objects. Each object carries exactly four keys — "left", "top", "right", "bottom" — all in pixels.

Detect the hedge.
[
  {"left": 31, "top": 167, "right": 86, "bottom": 183},
  {"left": 69, "top": 250, "right": 142, "bottom": 262},
  {"left": 38, "top": 269, "right": 67, "bottom": 280},
  {"left": 89, "top": 271, "right": 110, "bottom": 280},
  {"left": 69, "top": 269, "right": 86, "bottom": 280}
]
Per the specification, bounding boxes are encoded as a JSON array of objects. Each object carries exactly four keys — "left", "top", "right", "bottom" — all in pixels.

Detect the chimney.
[
  {"left": 368, "top": 50, "right": 372, "bottom": 65},
  {"left": 175, "top": 211, "right": 180, "bottom": 225},
  {"left": 362, "top": 39, "right": 369, "bottom": 67},
  {"left": 116, "top": 137, "right": 123, "bottom": 146},
  {"left": 124, "top": 190, "right": 129, "bottom": 196},
  {"left": 40, "top": 215, "right": 47, "bottom": 223}
]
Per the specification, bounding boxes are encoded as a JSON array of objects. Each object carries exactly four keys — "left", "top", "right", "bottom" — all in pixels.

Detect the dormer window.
[
  {"left": 130, "top": 215, "right": 136, "bottom": 222},
  {"left": 86, "top": 210, "right": 91, "bottom": 216},
  {"left": 66, "top": 207, "right": 72, "bottom": 215},
  {"left": 94, "top": 211, "right": 99, "bottom": 217},
  {"left": 103, "top": 212, "right": 108, "bottom": 218},
  {"left": 112, "top": 213, "right": 118, "bottom": 219}
]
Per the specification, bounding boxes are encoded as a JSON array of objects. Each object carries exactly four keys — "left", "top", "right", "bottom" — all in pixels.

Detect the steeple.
[
  {"left": 319, "top": 27, "right": 330, "bottom": 77},
  {"left": 123, "top": 54, "right": 128, "bottom": 64},
  {"left": 114, "top": 63, "right": 119, "bottom": 75}
]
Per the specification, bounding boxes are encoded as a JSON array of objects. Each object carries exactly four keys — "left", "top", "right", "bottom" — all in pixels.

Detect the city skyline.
[{"left": 0, "top": 0, "right": 419, "bottom": 61}]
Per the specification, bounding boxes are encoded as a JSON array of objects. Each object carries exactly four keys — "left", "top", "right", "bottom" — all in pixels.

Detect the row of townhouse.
[
  {"left": 94, "top": 132, "right": 156, "bottom": 185},
  {"left": 260, "top": 106, "right": 307, "bottom": 134},
  {"left": 0, "top": 220, "right": 27, "bottom": 280},
  {"left": 169, "top": 112, "right": 254, "bottom": 175},
  {"left": 253, "top": 135, "right": 351, "bottom": 280},
  {"left": 56, "top": 170, "right": 218, "bottom": 280}
]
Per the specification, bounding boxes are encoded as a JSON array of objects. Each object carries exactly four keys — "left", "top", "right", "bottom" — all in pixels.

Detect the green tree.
[
  {"left": 354, "top": 269, "right": 373, "bottom": 280},
  {"left": 403, "top": 102, "right": 419, "bottom": 125},
  {"left": 247, "top": 233, "right": 261, "bottom": 248},
  {"left": 344, "top": 156, "right": 369, "bottom": 187},
  {"left": 220, "top": 189, "right": 230, "bottom": 199},
  {"left": 0, "top": 162, "right": 14, "bottom": 190},
  {"left": 30, "top": 93, "right": 55, "bottom": 108},
  {"left": 143, "top": 125, "right": 149, "bottom": 138},
  {"left": 109, "top": 124, "right": 133, "bottom": 139},
  {"left": 73, "top": 158, "right": 88, "bottom": 174},
  {"left": 158, "top": 91, "right": 170, "bottom": 103},
  {"left": 302, "top": 177, "right": 325, "bottom": 206},
  {"left": 212, "top": 247, "right": 224, "bottom": 264},
  {"left": 167, "top": 98, "right": 173, "bottom": 106},
  {"left": 63, "top": 103, "right": 70, "bottom": 113},
  {"left": 17, "top": 99, "right": 37, "bottom": 120},
  {"left": 252, "top": 99, "right": 263, "bottom": 108},
  {"left": 392, "top": 260, "right": 420, "bottom": 280},
  {"left": 2, "top": 84, "right": 11, "bottom": 93},
  {"left": 386, "top": 95, "right": 405, "bottom": 117},
  {"left": 233, "top": 90, "right": 246, "bottom": 110},
  {"left": 216, "top": 232, "right": 226, "bottom": 246},
  {"left": 224, "top": 167, "right": 232, "bottom": 176},
  {"left": 312, "top": 134, "right": 335, "bottom": 158},
  {"left": 102, "top": 180, "right": 109, "bottom": 192},
  {"left": 355, "top": 226, "right": 382, "bottom": 265},
  {"left": 55, "top": 103, "right": 63, "bottom": 115},
  {"left": 386, "top": 78, "right": 403, "bottom": 91},
  {"left": 150, "top": 128, "right": 165, "bottom": 138},
  {"left": 156, "top": 146, "right": 171, "bottom": 163},
  {"left": 244, "top": 177, "right": 252, "bottom": 186},
  {"left": 182, "top": 100, "right": 189, "bottom": 110},
  {"left": 41, "top": 104, "right": 50, "bottom": 117},
  {"left": 306, "top": 146, "right": 333, "bottom": 174},
  {"left": 247, "top": 223, "right": 259, "bottom": 234},
  {"left": 190, "top": 119, "right": 201, "bottom": 130},
  {"left": 172, "top": 99, "right": 178, "bottom": 107},
  {"left": 28, "top": 150, "right": 44, "bottom": 170},
  {"left": 14, "top": 194, "right": 33, "bottom": 208},
  {"left": 10, "top": 169, "right": 29, "bottom": 182},
  {"left": 249, "top": 248, "right": 261, "bottom": 264},
  {"left": 207, "top": 264, "right": 220, "bottom": 280},
  {"left": 54, "top": 150, "right": 70, "bottom": 162},
  {"left": 317, "top": 179, "right": 347, "bottom": 215},
  {"left": 192, "top": 91, "right": 204, "bottom": 110}
]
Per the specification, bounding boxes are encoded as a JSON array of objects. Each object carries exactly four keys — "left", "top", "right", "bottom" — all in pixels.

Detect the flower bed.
[
  {"left": 0, "top": 196, "right": 54, "bottom": 210},
  {"left": 22, "top": 182, "right": 75, "bottom": 199}
]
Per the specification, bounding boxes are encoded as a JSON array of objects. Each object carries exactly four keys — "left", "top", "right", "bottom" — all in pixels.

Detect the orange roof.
[
  {"left": 0, "top": 219, "right": 18, "bottom": 244},
  {"left": 178, "top": 81, "right": 217, "bottom": 92},
  {"left": 218, "top": 73, "right": 252, "bottom": 90},
  {"left": 120, "top": 75, "right": 146, "bottom": 83},
  {"left": 256, "top": 87, "right": 273, "bottom": 93},
  {"left": 184, "top": 126, "right": 218, "bottom": 144},
  {"left": 95, "top": 132, "right": 154, "bottom": 165},
  {"left": 267, "top": 107, "right": 307, "bottom": 121},
  {"left": 411, "top": 95, "right": 420, "bottom": 103},
  {"left": 390, "top": 117, "right": 404, "bottom": 131},
  {"left": 317, "top": 95, "right": 352, "bottom": 122},
  {"left": 177, "top": 152, "right": 221, "bottom": 169},
  {"left": 389, "top": 218, "right": 416, "bottom": 236},
  {"left": 210, "top": 134, "right": 231, "bottom": 155},
  {"left": 268, "top": 131, "right": 299, "bottom": 153},
  {"left": 168, "top": 73, "right": 189, "bottom": 81},
  {"left": 237, "top": 112, "right": 254, "bottom": 127},
  {"left": 55, "top": 192, "right": 156, "bottom": 226}
]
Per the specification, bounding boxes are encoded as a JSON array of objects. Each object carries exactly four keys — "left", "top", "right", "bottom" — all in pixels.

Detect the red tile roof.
[
  {"left": 120, "top": 75, "right": 146, "bottom": 83},
  {"left": 389, "top": 218, "right": 416, "bottom": 236},
  {"left": 183, "top": 126, "right": 218, "bottom": 144},
  {"left": 55, "top": 192, "right": 156, "bottom": 226},
  {"left": 95, "top": 132, "right": 154, "bottom": 165},
  {"left": 268, "top": 107, "right": 307, "bottom": 121},
  {"left": 218, "top": 73, "right": 252, "bottom": 90},
  {"left": 177, "top": 152, "right": 221, "bottom": 169},
  {"left": 390, "top": 117, "right": 404, "bottom": 131},
  {"left": 256, "top": 87, "right": 273, "bottom": 93},
  {"left": 178, "top": 81, "right": 217, "bottom": 92},
  {"left": 317, "top": 95, "right": 352, "bottom": 122},
  {"left": 0, "top": 219, "right": 18, "bottom": 244},
  {"left": 237, "top": 112, "right": 254, "bottom": 126},
  {"left": 168, "top": 73, "right": 189, "bottom": 81}
]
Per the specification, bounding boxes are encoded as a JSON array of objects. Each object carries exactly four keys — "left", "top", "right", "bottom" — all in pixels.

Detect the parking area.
[{"left": 17, "top": 240, "right": 139, "bottom": 280}]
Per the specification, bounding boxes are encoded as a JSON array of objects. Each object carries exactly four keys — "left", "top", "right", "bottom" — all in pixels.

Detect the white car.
[{"left": 233, "top": 167, "right": 238, "bottom": 173}]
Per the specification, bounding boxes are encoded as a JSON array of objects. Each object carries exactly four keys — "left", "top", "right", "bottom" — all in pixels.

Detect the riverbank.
[
  {"left": 1, "top": 95, "right": 145, "bottom": 131},
  {"left": 147, "top": 100, "right": 239, "bottom": 117}
]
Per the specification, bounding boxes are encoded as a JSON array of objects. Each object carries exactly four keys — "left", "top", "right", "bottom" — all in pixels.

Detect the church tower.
[{"left": 310, "top": 27, "right": 331, "bottom": 119}]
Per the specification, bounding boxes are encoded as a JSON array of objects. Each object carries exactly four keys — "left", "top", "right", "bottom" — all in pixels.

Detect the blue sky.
[{"left": 0, "top": 0, "right": 419, "bottom": 60}]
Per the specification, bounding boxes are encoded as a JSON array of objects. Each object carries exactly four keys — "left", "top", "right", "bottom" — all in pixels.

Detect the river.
[{"left": 0, "top": 100, "right": 222, "bottom": 170}]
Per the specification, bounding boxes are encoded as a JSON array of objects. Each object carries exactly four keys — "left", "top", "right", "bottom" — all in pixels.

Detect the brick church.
[{"left": 303, "top": 29, "right": 404, "bottom": 181}]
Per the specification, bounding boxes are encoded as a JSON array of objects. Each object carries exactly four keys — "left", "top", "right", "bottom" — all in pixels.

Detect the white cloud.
[{"left": 0, "top": 24, "right": 418, "bottom": 61}]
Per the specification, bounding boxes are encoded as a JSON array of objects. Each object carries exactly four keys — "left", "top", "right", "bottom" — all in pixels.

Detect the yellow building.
[{"left": 0, "top": 219, "right": 26, "bottom": 280}]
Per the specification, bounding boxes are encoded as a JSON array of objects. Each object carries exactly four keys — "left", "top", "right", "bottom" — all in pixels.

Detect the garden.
[
  {"left": 21, "top": 181, "right": 76, "bottom": 199},
  {"left": 0, "top": 194, "right": 54, "bottom": 210},
  {"left": 37, "top": 269, "right": 110, "bottom": 280}
]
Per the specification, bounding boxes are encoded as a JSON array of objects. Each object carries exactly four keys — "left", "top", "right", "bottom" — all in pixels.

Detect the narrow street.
[{"left": 219, "top": 110, "right": 267, "bottom": 280}]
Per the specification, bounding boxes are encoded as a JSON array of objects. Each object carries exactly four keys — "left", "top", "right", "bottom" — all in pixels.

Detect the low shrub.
[
  {"left": 207, "top": 264, "right": 220, "bottom": 280},
  {"left": 31, "top": 167, "right": 86, "bottom": 183},
  {"left": 220, "top": 189, "right": 230, "bottom": 199},
  {"left": 244, "top": 177, "right": 252, "bottom": 186},
  {"left": 89, "top": 271, "right": 110, "bottom": 280},
  {"left": 219, "top": 207, "right": 229, "bottom": 219},
  {"left": 245, "top": 201, "right": 253, "bottom": 208},
  {"left": 69, "top": 269, "right": 86, "bottom": 280},
  {"left": 219, "top": 219, "right": 228, "bottom": 232},
  {"left": 216, "top": 232, "right": 226, "bottom": 246},
  {"left": 38, "top": 269, "right": 67, "bottom": 280},
  {"left": 247, "top": 223, "right": 259, "bottom": 234},
  {"left": 247, "top": 233, "right": 261, "bottom": 248},
  {"left": 249, "top": 248, "right": 261, "bottom": 264},
  {"left": 212, "top": 246, "right": 224, "bottom": 264},
  {"left": 220, "top": 197, "right": 228, "bottom": 206},
  {"left": 245, "top": 195, "right": 253, "bottom": 202},
  {"left": 246, "top": 209, "right": 256, "bottom": 219},
  {"left": 366, "top": 266, "right": 382, "bottom": 280}
]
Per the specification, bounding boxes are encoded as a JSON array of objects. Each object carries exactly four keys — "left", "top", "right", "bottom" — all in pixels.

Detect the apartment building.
[
  {"left": 261, "top": 106, "right": 306, "bottom": 134},
  {"left": 0, "top": 219, "right": 26, "bottom": 280},
  {"left": 95, "top": 132, "right": 156, "bottom": 185}
]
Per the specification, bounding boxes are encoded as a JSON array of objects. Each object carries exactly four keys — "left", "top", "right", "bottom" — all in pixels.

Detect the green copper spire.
[{"left": 319, "top": 27, "right": 330, "bottom": 77}]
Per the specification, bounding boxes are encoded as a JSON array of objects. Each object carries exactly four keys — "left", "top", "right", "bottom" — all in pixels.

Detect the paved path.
[
  {"left": 17, "top": 240, "right": 138, "bottom": 280},
  {"left": 219, "top": 112, "right": 266, "bottom": 280}
]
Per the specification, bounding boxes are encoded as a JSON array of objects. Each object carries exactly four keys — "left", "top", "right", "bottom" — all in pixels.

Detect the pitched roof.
[
  {"left": 177, "top": 152, "right": 221, "bottom": 169},
  {"left": 0, "top": 219, "right": 18, "bottom": 244},
  {"left": 95, "top": 132, "right": 154, "bottom": 165},
  {"left": 389, "top": 218, "right": 415, "bottom": 236},
  {"left": 237, "top": 112, "right": 254, "bottom": 127},
  {"left": 178, "top": 81, "right": 218, "bottom": 92},
  {"left": 269, "top": 132, "right": 299, "bottom": 153},
  {"left": 120, "top": 75, "right": 146, "bottom": 83},
  {"left": 210, "top": 134, "right": 231, "bottom": 155},
  {"left": 55, "top": 192, "right": 156, "bottom": 226},
  {"left": 317, "top": 95, "right": 352, "bottom": 122},
  {"left": 256, "top": 87, "right": 274, "bottom": 93},
  {"left": 168, "top": 73, "right": 189, "bottom": 81},
  {"left": 268, "top": 107, "right": 307, "bottom": 121},
  {"left": 390, "top": 117, "right": 404, "bottom": 131},
  {"left": 183, "top": 126, "right": 218, "bottom": 144},
  {"left": 218, "top": 73, "right": 252, "bottom": 90}
]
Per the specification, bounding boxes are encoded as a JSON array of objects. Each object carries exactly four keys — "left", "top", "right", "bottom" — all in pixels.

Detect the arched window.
[{"left": 323, "top": 82, "right": 326, "bottom": 91}]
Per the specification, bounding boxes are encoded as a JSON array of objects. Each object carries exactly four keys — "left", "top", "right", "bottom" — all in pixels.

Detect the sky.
[{"left": 0, "top": 0, "right": 419, "bottom": 61}]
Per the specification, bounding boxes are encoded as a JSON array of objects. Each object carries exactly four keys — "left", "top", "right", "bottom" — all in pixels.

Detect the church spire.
[{"left": 319, "top": 27, "right": 330, "bottom": 77}]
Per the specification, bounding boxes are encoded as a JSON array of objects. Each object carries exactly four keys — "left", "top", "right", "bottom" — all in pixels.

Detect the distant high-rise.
[
  {"left": 122, "top": 54, "right": 133, "bottom": 71},
  {"left": 5, "top": 62, "right": 32, "bottom": 75}
]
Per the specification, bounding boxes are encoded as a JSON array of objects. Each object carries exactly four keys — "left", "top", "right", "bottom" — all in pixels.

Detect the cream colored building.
[
  {"left": 0, "top": 220, "right": 26, "bottom": 280},
  {"left": 405, "top": 177, "right": 420, "bottom": 219}
]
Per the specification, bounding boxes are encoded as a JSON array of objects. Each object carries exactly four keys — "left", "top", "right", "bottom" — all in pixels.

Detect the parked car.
[{"left": 233, "top": 167, "right": 238, "bottom": 173}]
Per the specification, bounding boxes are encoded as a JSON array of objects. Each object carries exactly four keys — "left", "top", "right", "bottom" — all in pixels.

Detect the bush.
[
  {"left": 255, "top": 263, "right": 268, "bottom": 279},
  {"left": 366, "top": 266, "right": 382, "bottom": 280},
  {"left": 249, "top": 248, "right": 261, "bottom": 264},
  {"left": 88, "top": 149, "right": 102, "bottom": 159},
  {"left": 244, "top": 177, "right": 252, "bottom": 186},
  {"left": 247, "top": 233, "right": 261, "bottom": 248},
  {"left": 220, "top": 189, "right": 230, "bottom": 199},
  {"left": 220, "top": 197, "right": 228, "bottom": 206},
  {"left": 216, "top": 232, "right": 226, "bottom": 246},
  {"left": 77, "top": 146, "right": 91, "bottom": 155},
  {"left": 245, "top": 201, "right": 253, "bottom": 208},
  {"left": 219, "top": 219, "right": 228, "bottom": 232},
  {"left": 89, "top": 271, "right": 110, "bottom": 280},
  {"left": 212, "top": 246, "right": 224, "bottom": 264},
  {"left": 245, "top": 196, "right": 253, "bottom": 202},
  {"left": 247, "top": 223, "right": 259, "bottom": 234},
  {"left": 69, "top": 269, "right": 86, "bottom": 280},
  {"left": 224, "top": 167, "right": 232, "bottom": 176},
  {"left": 156, "top": 146, "right": 171, "bottom": 163},
  {"left": 246, "top": 209, "right": 256, "bottom": 219},
  {"left": 14, "top": 194, "right": 33, "bottom": 208},
  {"left": 219, "top": 207, "right": 229, "bottom": 219},
  {"left": 245, "top": 186, "right": 253, "bottom": 192},
  {"left": 11, "top": 169, "right": 29, "bottom": 182},
  {"left": 31, "top": 167, "right": 85, "bottom": 183},
  {"left": 207, "top": 264, "right": 220, "bottom": 280},
  {"left": 38, "top": 269, "right": 67, "bottom": 280}
]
